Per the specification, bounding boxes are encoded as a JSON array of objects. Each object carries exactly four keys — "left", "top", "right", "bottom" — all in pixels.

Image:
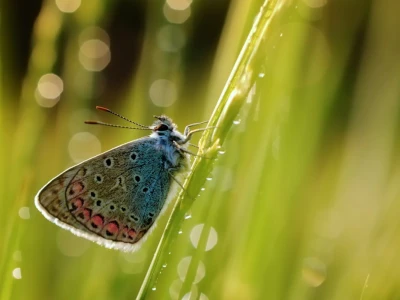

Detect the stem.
[{"left": 136, "top": 0, "right": 279, "bottom": 298}]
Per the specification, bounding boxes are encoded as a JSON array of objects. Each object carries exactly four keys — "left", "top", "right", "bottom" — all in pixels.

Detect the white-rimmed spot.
[
  {"left": 130, "top": 152, "right": 138, "bottom": 162},
  {"left": 103, "top": 157, "right": 114, "bottom": 168},
  {"left": 89, "top": 190, "right": 97, "bottom": 199},
  {"left": 94, "top": 174, "right": 103, "bottom": 184}
]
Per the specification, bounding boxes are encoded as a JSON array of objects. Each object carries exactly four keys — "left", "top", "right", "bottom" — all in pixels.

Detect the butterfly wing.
[{"left": 35, "top": 137, "right": 173, "bottom": 252}]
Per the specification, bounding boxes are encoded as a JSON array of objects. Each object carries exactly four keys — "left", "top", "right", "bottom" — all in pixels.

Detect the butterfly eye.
[{"left": 157, "top": 124, "right": 169, "bottom": 131}]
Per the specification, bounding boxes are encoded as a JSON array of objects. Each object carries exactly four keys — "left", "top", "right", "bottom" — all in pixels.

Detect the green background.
[{"left": 1, "top": 0, "right": 400, "bottom": 299}]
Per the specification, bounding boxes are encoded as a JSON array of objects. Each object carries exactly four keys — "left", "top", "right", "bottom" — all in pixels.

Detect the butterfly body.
[{"left": 35, "top": 115, "right": 191, "bottom": 252}]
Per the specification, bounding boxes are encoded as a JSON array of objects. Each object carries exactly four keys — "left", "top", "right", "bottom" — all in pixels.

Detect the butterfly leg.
[
  {"left": 168, "top": 170, "right": 186, "bottom": 191},
  {"left": 173, "top": 141, "right": 212, "bottom": 159},
  {"left": 168, "top": 170, "right": 195, "bottom": 201}
]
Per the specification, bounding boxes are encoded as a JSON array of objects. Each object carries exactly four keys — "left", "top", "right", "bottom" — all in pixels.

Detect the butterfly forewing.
[{"left": 35, "top": 137, "right": 173, "bottom": 251}]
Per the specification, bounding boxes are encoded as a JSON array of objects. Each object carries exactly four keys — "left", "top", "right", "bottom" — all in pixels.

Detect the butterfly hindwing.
[{"left": 35, "top": 137, "right": 173, "bottom": 251}]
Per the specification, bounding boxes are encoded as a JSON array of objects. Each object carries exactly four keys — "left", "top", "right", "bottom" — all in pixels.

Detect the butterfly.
[{"left": 35, "top": 106, "right": 208, "bottom": 252}]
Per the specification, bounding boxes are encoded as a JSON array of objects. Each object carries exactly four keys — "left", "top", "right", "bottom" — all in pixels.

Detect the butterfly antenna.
[
  {"left": 85, "top": 121, "right": 151, "bottom": 130},
  {"left": 96, "top": 106, "right": 149, "bottom": 128}
]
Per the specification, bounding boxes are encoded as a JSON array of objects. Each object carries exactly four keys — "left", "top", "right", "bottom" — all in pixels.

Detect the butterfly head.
[{"left": 150, "top": 115, "right": 186, "bottom": 144}]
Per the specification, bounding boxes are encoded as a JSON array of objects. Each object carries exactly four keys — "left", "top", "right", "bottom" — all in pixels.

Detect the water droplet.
[
  {"left": 258, "top": 73, "right": 265, "bottom": 78},
  {"left": 178, "top": 230, "right": 183, "bottom": 234},
  {"left": 163, "top": 263, "right": 168, "bottom": 268},
  {"left": 184, "top": 213, "right": 192, "bottom": 220},
  {"left": 218, "top": 150, "right": 226, "bottom": 154},
  {"left": 177, "top": 257, "right": 206, "bottom": 283},
  {"left": 200, "top": 188, "right": 205, "bottom": 191},
  {"left": 280, "top": 33, "right": 283, "bottom": 37},
  {"left": 12, "top": 268, "right": 22, "bottom": 279},
  {"left": 206, "top": 177, "right": 212, "bottom": 181},
  {"left": 190, "top": 224, "right": 218, "bottom": 251},
  {"left": 233, "top": 119, "right": 241, "bottom": 125},
  {"left": 152, "top": 287, "right": 157, "bottom": 291}
]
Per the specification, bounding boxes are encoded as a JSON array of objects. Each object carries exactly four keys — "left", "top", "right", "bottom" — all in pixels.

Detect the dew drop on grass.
[{"left": 233, "top": 119, "right": 241, "bottom": 125}]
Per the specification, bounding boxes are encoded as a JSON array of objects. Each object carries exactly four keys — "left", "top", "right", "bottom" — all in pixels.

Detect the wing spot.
[
  {"left": 134, "top": 175, "right": 141, "bottom": 182},
  {"left": 104, "top": 157, "right": 114, "bottom": 168},
  {"left": 90, "top": 215, "right": 104, "bottom": 229},
  {"left": 130, "top": 152, "right": 138, "bottom": 161},
  {"left": 94, "top": 174, "right": 103, "bottom": 184},
  {"left": 109, "top": 204, "right": 115, "bottom": 211},
  {"left": 78, "top": 167, "right": 88, "bottom": 177},
  {"left": 59, "top": 212, "right": 70, "bottom": 220},
  {"left": 104, "top": 221, "right": 119, "bottom": 237},
  {"left": 120, "top": 206, "right": 127, "bottom": 212},
  {"left": 68, "top": 182, "right": 85, "bottom": 196},
  {"left": 142, "top": 187, "right": 149, "bottom": 193},
  {"left": 50, "top": 206, "right": 59, "bottom": 214},
  {"left": 130, "top": 214, "right": 139, "bottom": 222},
  {"left": 90, "top": 190, "right": 97, "bottom": 198},
  {"left": 96, "top": 199, "right": 102, "bottom": 207},
  {"left": 69, "top": 198, "right": 83, "bottom": 211},
  {"left": 110, "top": 176, "right": 126, "bottom": 191},
  {"left": 128, "top": 229, "right": 136, "bottom": 240},
  {"left": 77, "top": 208, "right": 92, "bottom": 222}
]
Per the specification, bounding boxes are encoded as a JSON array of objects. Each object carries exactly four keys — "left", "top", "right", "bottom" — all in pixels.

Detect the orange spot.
[
  {"left": 76, "top": 208, "right": 92, "bottom": 221},
  {"left": 70, "top": 198, "right": 83, "bottom": 210},
  {"left": 73, "top": 182, "right": 84, "bottom": 193},
  {"left": 91, "top": 215, "right": 104, "bottom": 227},
  {"left": 83, "top": 208, "right": 92, "bottom": 219},
  {"left": 128, "top": 229, "right": 137, "bottom": 240},
  {"left": 105, "top": 222, "right": 119, "bottom": 235}
]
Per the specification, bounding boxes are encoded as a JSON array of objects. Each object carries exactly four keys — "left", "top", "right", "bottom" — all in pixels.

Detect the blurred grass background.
[{"left": 1, "top": 0, "right": 400, "bottom": 299}]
